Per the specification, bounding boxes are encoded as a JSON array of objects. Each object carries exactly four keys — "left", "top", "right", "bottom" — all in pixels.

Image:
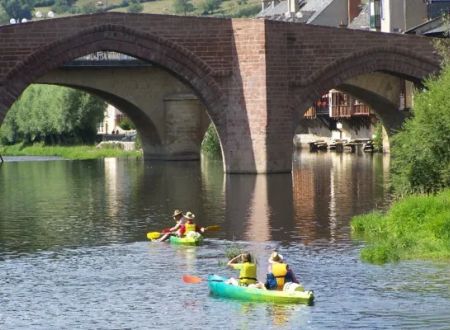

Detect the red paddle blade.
[{"left": 182, "top": 275, "right": 203, "bottom": 284}]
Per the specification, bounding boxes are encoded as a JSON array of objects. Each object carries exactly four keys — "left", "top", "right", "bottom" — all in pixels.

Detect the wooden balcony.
[
  {"left": 331, "top": 104, "right": 371, "bottom": 118},
  {"left": 353, "top": 104, "right": 371, "bottom": 116}
]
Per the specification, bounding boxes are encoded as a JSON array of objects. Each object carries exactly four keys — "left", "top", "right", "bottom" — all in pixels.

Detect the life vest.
[
  {"left": 185, "top": 222, "right": 196, "bottom": 234},
  {"left": 238, "top": 262, "right": 257, "bottom": 286},
  {"left": 272, "top": 263, "right": 288, "bottom": 289}
]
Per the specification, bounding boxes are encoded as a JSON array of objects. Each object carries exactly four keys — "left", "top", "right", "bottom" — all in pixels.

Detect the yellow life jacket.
[
  {"left": 185, "top": 222, "right": 196, "bottom": 234},
  {"left": 272, "top": 263, "right": 288, "bottom": 289},
  {"left": 238, "top": 262, "right": 257, "bottom": 286}
]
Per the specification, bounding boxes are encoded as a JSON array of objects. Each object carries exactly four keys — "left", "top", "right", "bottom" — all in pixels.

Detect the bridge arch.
[
  {"left": 292, "top": 46, "right": 441, "bottom": 134},
  {"left": 0, "top": 24, "right": 226, "bottom": 159},
  {"left": 56, "top": 83, "right": 163, "bottom": 146}
]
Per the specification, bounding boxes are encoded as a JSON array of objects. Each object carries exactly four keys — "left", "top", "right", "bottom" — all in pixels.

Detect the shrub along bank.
[
  {"left": 351, "top": 189, "right": 450, "bottom": 264},
  {"left": 0, "top": 143, "right": 142, "bottom": 160},
  {"left": 351, "top": 53, "right": 450, "bottom": 264}
]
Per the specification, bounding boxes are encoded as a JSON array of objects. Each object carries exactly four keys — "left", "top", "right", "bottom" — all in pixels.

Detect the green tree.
[
  {"left": 80, "top": 1, "right": 98, "bottom": 14},
  {"left": 201, "top": 123, "right": 221, "bottom": 157},
  {"left": 390, "top": 65, "right": 450, "bottom": 195},
  {"left": 10, "top": 85, "right": 65, "bottom": 144},
  {"left": 173, "top": 0, "right": 194, "bottom": 15},
  {"left": 118, "top": 117, "right": 135, "bottom": 130},
  {"left": 127, "top": 0, "right": 143, "bottom": 13},
  {"left": 0, "top": 85, "right": 105, "bottom": 145},
  {"left": 0, "top": 0, "right": 34, "bottom": 20},
  {"left": 198, "top": 0, "right": 221, "bottom": 14},
  {"left": 62, "top": 89, "right": 105, "bottom": 144},
  {"left": 372, "top": 122, "right": 383, "bottom": 152},
  {"left": 52, "top": 0, "right": 76, "bottom": 13},
  {"left": 0, "top": 5, "right": 9, "bottom": 23}
]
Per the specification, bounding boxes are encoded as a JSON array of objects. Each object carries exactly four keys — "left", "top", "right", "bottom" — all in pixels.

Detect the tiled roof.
[
  {"left": 300, "top": 0, "right": 333, "bottom": 23},
  {"left": 405, "top": 15, "right": 447, "bottom": 36},
  {"left": 348, "top": 3, "right": 370, "bottom": 30},
  {"left": 257, "top": 0, "right": 334, "bottom": 24}
]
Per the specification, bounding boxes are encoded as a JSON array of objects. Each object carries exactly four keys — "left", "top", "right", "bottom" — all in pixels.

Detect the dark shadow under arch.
[
  {"left": 291, "top": 46, "right": 440, "bottom": 131},
  {"left": 336, "top": 84, "right": 407, "bottom": 134}
]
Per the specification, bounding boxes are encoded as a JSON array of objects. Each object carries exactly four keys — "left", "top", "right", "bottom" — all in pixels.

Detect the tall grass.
[
  {"left": 351, "top": 189, "right": 450, "bottom": 264},
  {"left": 0, "top": 143, "right": 142, "bottom": 160}
]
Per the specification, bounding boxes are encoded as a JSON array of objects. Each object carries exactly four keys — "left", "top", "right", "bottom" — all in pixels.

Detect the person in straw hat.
[
  {"left": 177, "top": 211, "right": 205, "bottom": 238},
  {"left": 265, "top": 250, "right": 302, "bottom": 291},
  {"left": 158, "top": 209, "right": 187, "bottom": 241}
]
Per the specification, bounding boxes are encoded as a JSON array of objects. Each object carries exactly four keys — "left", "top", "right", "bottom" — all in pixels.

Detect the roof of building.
[
  {"left": 258, "top": 0, "right": 289, "bottom": 19},
  {"left": 405, "top": 15, "right": 448, "bottom": 37},
  {"left": 300, "top": 0, "right": 333, "bottom": 23},
  {"left": 257, "top": 0, "right": 334, "bottom": 24},
  {"left": 348, "top": 3, "right": 370, "bottom": 30}
]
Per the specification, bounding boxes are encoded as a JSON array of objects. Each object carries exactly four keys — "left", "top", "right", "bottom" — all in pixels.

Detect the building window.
[{"left": 370, "top": 0, "right": 381, "bottom": 30}]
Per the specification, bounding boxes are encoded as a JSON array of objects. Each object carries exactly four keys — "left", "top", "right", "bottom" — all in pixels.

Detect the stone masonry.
[{"left": 0, "top": 13, "right": 441, "bottom": 173}]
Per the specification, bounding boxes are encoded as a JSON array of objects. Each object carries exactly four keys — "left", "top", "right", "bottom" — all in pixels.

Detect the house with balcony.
[{"left": 258, "top": 0, "right": 362, "bottom": 26}]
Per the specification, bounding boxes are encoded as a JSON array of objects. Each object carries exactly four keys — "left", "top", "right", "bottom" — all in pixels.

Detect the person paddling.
[
  {"left": 158, "top": 209, "right": 187, "bottom": 242},
  {"left": 177, "top": 211, "right": 205, "bottom": 238},
  {"left": 265, "top": 251, "right": 303, "bottom": 291},
  {"left": 226, "top": 253, "right": 265, "bottom": 289}
]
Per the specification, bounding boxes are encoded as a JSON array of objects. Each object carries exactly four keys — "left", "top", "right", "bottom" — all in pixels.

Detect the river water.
[{"left": 0, "top": 152, "right": 449, "bottom": 329}]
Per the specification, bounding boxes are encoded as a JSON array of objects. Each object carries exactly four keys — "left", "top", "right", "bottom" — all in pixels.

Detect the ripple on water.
[{"left": 0, "top": 157, "right": 449, "bottom": 329}]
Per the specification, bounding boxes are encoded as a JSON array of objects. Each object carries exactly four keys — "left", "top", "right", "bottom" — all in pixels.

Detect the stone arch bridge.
[{"left": 0, "top": 13, "right": 440, "bottom": 173}]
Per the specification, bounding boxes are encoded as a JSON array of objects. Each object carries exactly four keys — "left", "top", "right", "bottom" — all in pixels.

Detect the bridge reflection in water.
[
  {"left": 0, "top": 152, "right": 389, "bottom": 252},
  {"left": 221, "top": 151, "right": 390, "bottom": 244}
]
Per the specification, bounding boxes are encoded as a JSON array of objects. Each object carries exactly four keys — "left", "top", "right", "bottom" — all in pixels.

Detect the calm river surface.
[{"left": 1, "top": 152, "right": 449, "bottom": 329}]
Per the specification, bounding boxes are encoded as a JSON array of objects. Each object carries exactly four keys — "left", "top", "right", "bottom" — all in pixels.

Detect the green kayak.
[
  {"left": 169, "top": 234, "right": 203, "bottom": 246},
  {"left": 207, "top": 275, "right": 314, "bottom": 305}
]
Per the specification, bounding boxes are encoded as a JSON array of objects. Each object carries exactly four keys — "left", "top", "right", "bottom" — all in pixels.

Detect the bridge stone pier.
[
  {"left": 38, "top": 67, "right": 209, "bottom": 160},
  {"left": 0, "top": 13, "right": 441, "bottom": 173}
]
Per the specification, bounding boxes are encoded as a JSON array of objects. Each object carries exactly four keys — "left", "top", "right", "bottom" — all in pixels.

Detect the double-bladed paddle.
[
  {"left": 147, "top": 225, "right": 221, "bottom": 240},
  {"left": 202, "top": 225, "right": 221, "bottom": 232},
  {"left": 146, "top": 228, "right": 171, "bottom": 240}
]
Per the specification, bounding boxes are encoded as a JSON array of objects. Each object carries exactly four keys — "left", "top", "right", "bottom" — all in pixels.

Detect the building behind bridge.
[{"left": 259, "top": 0, "right": 450, "bottom": 148}]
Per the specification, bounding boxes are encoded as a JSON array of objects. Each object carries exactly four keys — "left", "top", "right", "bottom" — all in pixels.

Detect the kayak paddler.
[
  {"left": 265, "top": 251, "right": 303, "bottom": 291},
  {"left": 226, "top": 253, "right": 265, "bottom": 289},
  {"left": 158, "top": 209, "right": 187, "bottom": 242},
  {"left": 177, "top": 211, "right": 205, "bottom": 238}
]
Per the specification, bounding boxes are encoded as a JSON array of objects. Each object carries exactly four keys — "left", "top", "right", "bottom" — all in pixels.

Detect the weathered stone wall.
[{"left": 0, "top": 13, "right": 441, "bottom": 173}]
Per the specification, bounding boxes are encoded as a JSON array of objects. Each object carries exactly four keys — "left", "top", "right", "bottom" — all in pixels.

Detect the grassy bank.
[
  {"left": 351, "top": 189, "right": 450, "bottom": 264},
  {"left": 0, "top": 144, "right": 142, "bottom": 160}
]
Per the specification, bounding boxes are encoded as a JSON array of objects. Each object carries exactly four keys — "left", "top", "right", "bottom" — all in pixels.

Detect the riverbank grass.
[
  {"left": 351, "top": 189, "right": 450, "bottom": 264},
  {"left": 0, "top": 144, "right": 142, "bottom": 160}
]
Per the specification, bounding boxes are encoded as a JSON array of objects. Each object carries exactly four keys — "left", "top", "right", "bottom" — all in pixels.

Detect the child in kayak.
[
  {"left": 177, "top": 211, "right": 205, "bottom": 238},
  {"left": 227, "top": 253, "right": 265, "bottom": 289},
  {"left": 265, "top": 251, "right": 304, "bottom": 291},
  {"left": 158, "top": 209, "right": 187, "bottom": 242}
]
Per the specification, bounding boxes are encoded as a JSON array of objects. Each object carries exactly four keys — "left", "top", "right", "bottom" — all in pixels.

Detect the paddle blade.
[
  {"left": 182, "top": 275, "right": 203, "bottom": 284},
  {"left": 204, "top": 225, "right": 221, "bottom": 232},
  {"left": 147, "top": 232, "right": 161, "bottom": 240}
]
